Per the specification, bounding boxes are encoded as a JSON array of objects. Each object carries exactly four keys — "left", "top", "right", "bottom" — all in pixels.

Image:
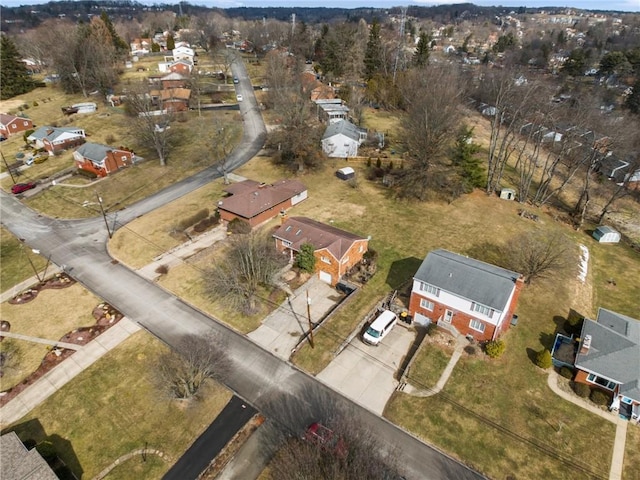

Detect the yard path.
[{"left": 0, "top": 331, "right": 81, "bottom": 350}]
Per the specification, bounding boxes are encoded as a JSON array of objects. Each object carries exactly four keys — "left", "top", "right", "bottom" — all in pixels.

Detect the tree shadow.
[
  {"left": 464, "top": 242, "right": 505, "bottom": 268},
  {"left": 385, "top": 257, "right": 422, "bottom": 290},
  {"left": 2, "top": 418, "right": 83, "bottom": 480}
]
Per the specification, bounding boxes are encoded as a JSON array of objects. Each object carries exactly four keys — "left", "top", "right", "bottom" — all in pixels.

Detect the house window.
[
  {"left": 420, "top": 299, "right": 434, "bottom": 311},
  {"left": 469, "top": 319, "right": 485, "bottom": 333},
  {"left": 359, "top": 245, "right": 364, "bottom": 253},
  {"left": 419, "top": 282, "right": 440, "bottom": 297},
  {"left": 121, "top": 155, "right": 127, "bottom": 161},
  {"left": 472, "top": 302, "right": 494, "bottom": 318},
  {"left": 321, "top": 256, "right": 331, "bottom": 264},
  {"left": 341, "top": 257, "right": 349, "bottom": 265},
  {"left": 285, "top": 226, "right": 292, "bottom": 232},
  {"left": 586, "top": 373, "right": 617, "bottom": 390},
  {"left": 282, "top": 240, "right": 292, "bottom": 247}
]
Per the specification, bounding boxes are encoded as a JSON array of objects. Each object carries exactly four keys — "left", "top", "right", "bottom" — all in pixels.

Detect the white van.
[{"left": 362, "top": 310, "right": 398, "bottom": 346}]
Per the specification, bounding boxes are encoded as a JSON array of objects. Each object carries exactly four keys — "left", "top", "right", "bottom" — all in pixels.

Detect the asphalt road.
[
  {"left": 163, "top": 395, "right": 257, "bottom": 480},
  {"left": 0, "top": 58, "right": 485, "bottom": 480}
]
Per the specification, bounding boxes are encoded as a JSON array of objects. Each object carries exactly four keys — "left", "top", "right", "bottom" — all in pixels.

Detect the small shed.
[
  {"left": 336, "top": 167, "right": 355, "bottom": 181},
  {"left": 592, "top": 226, "right": 621, "bottom": 244},
  {"left": 500, "top": 188, "right": 516, "bottom": 200}
]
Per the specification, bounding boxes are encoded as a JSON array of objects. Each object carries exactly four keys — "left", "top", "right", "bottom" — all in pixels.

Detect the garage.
[{"left": 319, "top": 271, "right": 333, "bottom": 284}]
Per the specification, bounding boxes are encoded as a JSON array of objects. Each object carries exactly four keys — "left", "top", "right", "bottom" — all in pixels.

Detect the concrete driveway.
[
  {"left": 317, "top": 324, "right": 416, "bottom": 415},
  {"left": 248, "top": 276, "right": 342, "bottom": 360}
]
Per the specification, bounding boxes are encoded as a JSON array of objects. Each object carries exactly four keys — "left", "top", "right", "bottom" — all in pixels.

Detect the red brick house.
[
  {"left": 217, "top": 179, "right": 307, "bottom": 228},
  {"left": 27, "top": 126, "right": 85, "bottom": 155},
  {"left": 160, "top": 72, "right": 189, "bottom": 89},
  {"left": 273, "top": 217, "right": 368, "bottom": 285},
  {"left": 159, "top": 88, "right": 191, "bottom": 112},
  {"left": 409, "top": 249, "right": 524, "bottom": 341},
  {"left": 0, "top": 114, "right": 33, "bottom": 138},
  {"left": 168, "top": 59, "right": 193, "bottom": 74},
  {"left": 73, "top": 143, "right": 136, "bottom": 177}
]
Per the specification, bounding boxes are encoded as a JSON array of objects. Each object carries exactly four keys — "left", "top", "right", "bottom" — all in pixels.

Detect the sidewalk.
[
  {"left": 0, "top": 318, "right": 140, "bottom": 428},
  {"left": 0, "top": 266, "right": 62, "bottom": 304}
]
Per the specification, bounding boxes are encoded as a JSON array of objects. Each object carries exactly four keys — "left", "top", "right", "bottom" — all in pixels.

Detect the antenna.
[{"left": 393, "top": 6, "right": 408, "bottom": 84}]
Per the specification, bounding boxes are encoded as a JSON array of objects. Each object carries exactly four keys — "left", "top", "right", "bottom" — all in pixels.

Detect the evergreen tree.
[
  {"left": 100, "top": 11, "right": 128, "bottom": 54},
  {"left": 166, "top": 34, "right": 176, "bottom": 51},
  {"left": 561, "top": 48, "right": 587, "bottom": 76},
  {"left": 452, "top": 125, "right": 483, "bottom": 190},
  {"left": 296, "top": 243, "right": 316, "bottom": 273},
  {"left": 413, "top": 32, "right": 430, "bottom": 67},
  {"left": 364, "top": 19, "right": 383, "bottom": 80},
  {"left": 0, "top": 36, "right": 36, "bottom": 100},
  {"left": 625, "top": 79, "right": 640, "bottom": 115}
]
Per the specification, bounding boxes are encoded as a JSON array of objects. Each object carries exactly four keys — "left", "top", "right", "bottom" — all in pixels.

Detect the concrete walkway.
[
  {"left": 0, "top": 267, "right": 62, "bottom": 304},
  {"left": 547, "top": 371, "right": 628, "bottom": 480},
  {"left": 0, "top": 318, "right": 141, "bottom": 428},
  {"left": 0, "top": 331, "right": 81, "bottom": 350}
]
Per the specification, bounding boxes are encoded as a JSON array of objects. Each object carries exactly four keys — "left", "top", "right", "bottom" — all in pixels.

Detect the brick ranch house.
[
  {"left": 27, "top": 126, "right": 86, "bottom": 155},
  {"left": 273, "top": 216, "right": 369, "bottom": 286},
  {"left": 553, "top": 308, "right": 639, "bottom": 422},
  {"left": 217, "top": 179, "right": 307, "bottom": 228},
  {"left": 0, "top": 113, "right": 33, "bottom": 138},
  {"left": 73, "top": 143, "right": 136, "bottom": 177},
  {"left": 409, "top": 249, "right": 524, "bottom": 342}
]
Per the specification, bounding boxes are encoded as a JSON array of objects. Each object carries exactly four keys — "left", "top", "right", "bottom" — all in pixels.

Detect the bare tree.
[
  {"left": 123, "top": 85, "right": 173, "bottom": 166},
  {"left": 155, "top": 333, "right": 230, "bottom": 400},
  {"left": 203, "top": 233, "right": 287, "bottom": 314},
  {"left": 502, "top": 230, "right": 573, "bottom": 284},
  {"left": 0, "top": 339, "right": 22, "bottom": 379},
  {"left": 209, "top": 117, "right": 238, "bottom": 184},
  {"left": 393, "top": 65, "right": 465, "bottom": 200}
]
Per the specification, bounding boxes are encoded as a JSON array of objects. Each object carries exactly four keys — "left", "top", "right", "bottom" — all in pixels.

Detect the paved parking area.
[{"left": 316, "top": 325, "right": 416, "bottom": 415}]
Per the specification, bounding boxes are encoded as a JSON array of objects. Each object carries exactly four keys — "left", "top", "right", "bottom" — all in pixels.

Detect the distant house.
[
  {"left": 172, "top": 46, "right": 195, "bottom": 62},
  {"left": 160, "top": 72, "right": 189, "bottom": 89},
  {"left": 572, "top": 309, "right": 640, "bottom": 422},
  {"left": 74, "top": 143, "right": 136, "bottom": 177},
  {"left": 0, "top": 113, "right": 33, "bottom": 138},
  {"left": 273, "top": 216, "right": 368, "bottom": 285},
  {"left": 27, "top": 126, "right": 86, "bottom": 155},
  {"left": 596, "top": 156, "right": 640, "bottom": 188},
  {"left": 168, "top": 59, "right": 193, "bottom": 75},
  {"left": 321, "top": 120, "right": 367, "bottom": 158},
  {"left": 151, "top": 88, "right": 191, "bottom": 112},
  {"left": 0, "top": 432, "right": 58, "bottom": 480},
  {"left": 409, "top": 249, "right": 524, "bottom": 341},
  {"left": 130, "top": 37, "right": 152, "bottom": 55},
  {"left": 217, "top": 179, "right": 308, "bottom": 228}
]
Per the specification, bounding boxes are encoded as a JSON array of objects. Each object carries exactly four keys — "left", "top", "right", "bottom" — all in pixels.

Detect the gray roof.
[
  {"left": 594, "top": 226, "right": 619, "bottom": 235},
  {"left": 576, "top": 308, "right": 640, "bottom": 402},
  {"left": 414, "top": 249, "right": 521, "bottom": 311},
  {"left": 75, "top": 142, "right": 114, "bottom": 162},
  {"left": 0, "top": 432, "right": 58, "bottom": 480},
  {"left": 29, "top": 126, "right": 83, "bottom": 142},
  {"left": 322, "top": 120, "right": 364, "bottom": 142}
]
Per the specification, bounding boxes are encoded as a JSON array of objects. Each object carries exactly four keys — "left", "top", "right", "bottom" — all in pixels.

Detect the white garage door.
[
  {"left": 413, "top": 312, "right": 432, "bottom": 326},
  {"left": 319, "top": 271, "right": 333, "bottom": 284}
]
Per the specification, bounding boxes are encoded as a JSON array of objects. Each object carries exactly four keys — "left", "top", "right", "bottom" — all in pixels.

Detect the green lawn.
[
  {"left": 405, "top": 337, "right": 453, "bottom": 389},
  {"left": 2, "top": 331, "right": 231, "bottom": 480}
]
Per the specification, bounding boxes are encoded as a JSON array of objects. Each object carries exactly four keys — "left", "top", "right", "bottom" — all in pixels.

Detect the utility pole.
[
  {"left": 32, "top": 249, "right": 52, "bottom": 283},
  {"left": 1, "top": 151, "right": 17, "bottom": 184},
  {"left": 306, "top": 290, "right": 314, "bottom": 348},
  {"left": 393, "top": 6, "right": 408, "bottom": 84},
  {"left": 21, "top": 241, "right": 42, "bottom": 283},
  {"left": 96, "top": 192, "right": 113, "bottom": 239}
]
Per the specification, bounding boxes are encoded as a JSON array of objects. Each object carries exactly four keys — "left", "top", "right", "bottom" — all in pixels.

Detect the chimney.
[
  {"left": 280, "top": 209, "right": 288, "bottom": 224},
  {"left": 579, "top": 334, "right": 592, "bottom": 355}
]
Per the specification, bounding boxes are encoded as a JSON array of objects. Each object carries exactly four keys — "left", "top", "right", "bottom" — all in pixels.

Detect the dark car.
[{"left": 11, "top": 182, "right": 36, "bottom": 194}]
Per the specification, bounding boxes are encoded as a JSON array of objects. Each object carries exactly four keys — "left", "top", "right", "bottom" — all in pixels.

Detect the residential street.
[{"left": 0, "top": 59, "right": 485, "bottom": 480}]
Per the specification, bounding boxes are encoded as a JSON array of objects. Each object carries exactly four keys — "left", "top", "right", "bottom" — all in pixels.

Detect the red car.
[
  {"left": 11, "top": 182, "right": 36, "bottom": 194},
  {"left": 303, "top": 422, "right": 347, "bottom": 456}
]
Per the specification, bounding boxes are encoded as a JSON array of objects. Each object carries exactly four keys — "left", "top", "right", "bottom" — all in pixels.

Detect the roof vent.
[{"left": 580, "top": 334, "right": 592, "bottom": 354}]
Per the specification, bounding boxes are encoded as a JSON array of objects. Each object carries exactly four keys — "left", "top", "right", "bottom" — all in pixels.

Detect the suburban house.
[
  {"left": 554, "top": 309, "right": 640, "bottom": 422},
  {"left": 27, "top": 126, "right": 86, "bottom": 155},
  {"left": 0, "top": 113, "right": 33, "bottom": 138},
  {"left": 168, "top": 59, "right": 194, "bottom": 75},
  {"left": 597, "top": 156, "right": 640, "bottom": 189},
  {"left": 0, "top": 432, "right": 58, "bottom": 480},
  {"left": 73, "top": 143, "right": 136, "bottom": 177},
  {"left": 217, "top": 179, "right": 307, "bottom": 228},
  {"left": 130, "top": 37, "right": 152, "bottom": 55},
  {"left": 273, "top": 216, "right": 369, "bottom": 285},
  {"left": 172, "top": 46, "right": 195, "bottom": 63},
  {"left": 409, "top": 249, "right": 524, "bottom": 341},
  {"left": 160, "top": 72, "right": 189, "bottom": 89},
  {"left": 321, "top": 120, "right": 367, "bottom": 158},
  {"left": 150, "top": 88, "right": 191, "bottom": 111}
]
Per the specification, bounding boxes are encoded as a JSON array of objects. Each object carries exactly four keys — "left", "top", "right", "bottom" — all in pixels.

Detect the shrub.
[
  {"left": 227, "top": 218, "right": 251, "bottom": 234},
  {"left": 177, "top": 208, "right": 209, "bottom": 231},
  {"left": 366, "top": 158, "right": 371, "bottom": 167},
  {"left": 36, "top": 441, "right": 57, "bottom": 463},
  {"left": 564, "top": 312, "right": 584, "bottom": 336},
  {"left": 388, "top": 161, "right": 393, "bottom": 170},
  {"left": 559, "top": 366, "right": 574, "bottom": 379},
  {"left": 572, "top": 382, "right": 591, "bottom": 398},
  {"left": 485, "top": 339, "right": 506, "bottom": 358},
  {"left": 155, "top": 264, "right": 168, "bottom": 275},
  {"left": 464, "top": 345, "right": 478, "bottom": 355},
  {"left": 296, "top": 243, "right": 316, "bottom": 272},
  {"left": 76, "top": 168, "right": 97, "bottom": 179},
  {"left": 425, "top": 322, "right": 438, "bottom": 336},
  {"left": 375, "top": 157, "right": 382, "bottom": 168},
  {"left": 535, "top": 348, "right": 552, "bottom": 369},
  {"left": 33, "top": 101, "right": 38, "bottom": 107},
  {"left": 105, "top": 134, "right": 116, "bottom": 145},
  {"left": 193, "top": 215, "right": 218, "bottom": 233},
  {"left": 590, "top": 389, "right": 610, "bottom": 406}
]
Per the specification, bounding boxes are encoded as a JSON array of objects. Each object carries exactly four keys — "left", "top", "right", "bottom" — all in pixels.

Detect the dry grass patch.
[
  {"left": 0, "top": 284, "right": 100, "bottom": 391},
  {"left": 624, "top": 425, "right": 640, "bottom": 479},
  {"left": 0, "top": 227, "right": 49, "bottom": 290},
  {"left": 4, "top": 331, "right": 232, "bottom": 480}
]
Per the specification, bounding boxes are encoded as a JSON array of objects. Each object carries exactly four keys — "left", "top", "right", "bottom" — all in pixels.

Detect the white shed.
[
  {"left": 500, "top": 188, "right": 516, "bottom": 200},
  {"left": 336, "top": 167, "right": 355, "bottom": 180},
  {"left": 592, "top": 226, "right": 621, "bottom": 244}
]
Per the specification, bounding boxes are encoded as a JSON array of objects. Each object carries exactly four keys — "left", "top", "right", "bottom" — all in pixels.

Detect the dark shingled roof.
[
  {"left": 0, "top": 432, "right": 58, "bottom": 480},
  {"left": 576, "top": 308, "right": 640, "bottom": 402},
  {"left": 413, "top": 249, "right": 521, "bottom": 311},
  {"left": 218, "top": 179, "right": 306, "bottom": 219},
  {"left": 273, "top": 217, "right": 366, "bottom": 260},
  {"left": 322, "top": 119, "right": 365, "bottom": 142}
]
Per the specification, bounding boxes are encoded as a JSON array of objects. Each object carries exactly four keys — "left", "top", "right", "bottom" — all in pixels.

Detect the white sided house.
[
  {"left": 172, "top": 46, "right": 195, "bottom": 62},
  {"left": 409, "top": 249, "right": 524, "bottom": 342},
  {"left": 27, "top": 126, "right": 86, "bottom": 155},
  {"left": 321, "top": 120, "right": 367, "bottom": 158}
]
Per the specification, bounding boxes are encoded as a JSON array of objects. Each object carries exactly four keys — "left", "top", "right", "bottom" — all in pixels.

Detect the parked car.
[
  {"left": 11, "top": 182, "right": 36, "bottom": 194},
  {"left": 233, "top": 77, "right": 239, "bottom": 84},
  {"left": 303, "top": 423, "right": 347, "bottom": 456},
  {"left": 362, "top": 309, "right": 398, "bottom": 346},
  {"left": 236, "top": 94, "right": 243, "bottom": 102}
]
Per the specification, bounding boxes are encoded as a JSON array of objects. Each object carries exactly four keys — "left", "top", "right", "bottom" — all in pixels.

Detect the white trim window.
[
  {"left": 341, "top": 257, "right": 349, "bottom": 265},
  {"left": 586, "top": 373, "right": 617, "bottom": 390},
  {"left": 320, "top": 256, "right": 331, "bottom": 264},
  {"left": 281, "top": 240, "right": 292, "bottom": 247},
  {"left": 471, "top": 302, "right": 494, "bottom": 318},
  {"left": 469, "top": 318, "right": 485, "bottom": 333},
  {"left": 419, "top": 282, "right": 440, "bottom": 297},
  {"left": 420, "top": 299, "right": 434, "bottom": 311}
]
